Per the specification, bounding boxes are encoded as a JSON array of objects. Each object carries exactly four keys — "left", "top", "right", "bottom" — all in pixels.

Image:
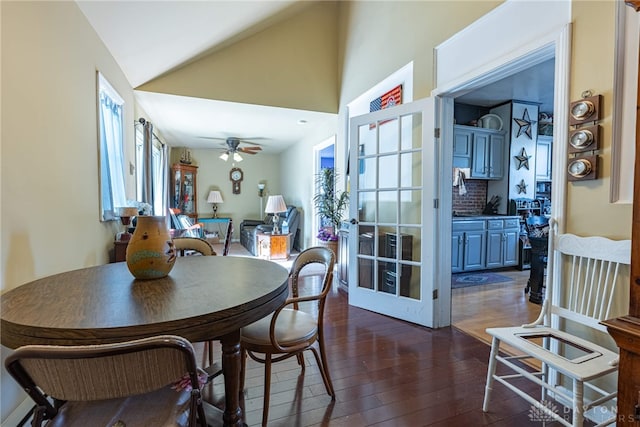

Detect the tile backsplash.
[{"left": 452, "top": 180, "right": 488, "bottom": 215}]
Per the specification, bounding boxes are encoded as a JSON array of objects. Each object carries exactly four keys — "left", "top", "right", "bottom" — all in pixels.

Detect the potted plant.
[{"left": 313, "top": 168, "right": 349, "bottom": 257}]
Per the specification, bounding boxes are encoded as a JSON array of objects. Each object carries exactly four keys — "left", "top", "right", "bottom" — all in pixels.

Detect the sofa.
[{"left": 240, "top": 205, "right": 300, "bottom": 256}]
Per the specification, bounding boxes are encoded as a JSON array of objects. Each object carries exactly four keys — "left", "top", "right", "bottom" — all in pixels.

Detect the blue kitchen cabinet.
[
  {"left": 454, "top": 125, "right": 505, "bottom": 180},
  {"left": 471, "top": 129, "right": 505, "bottom": 179},
  {"left": 486, "top": 219, "right": 519, "bottom": 269}
]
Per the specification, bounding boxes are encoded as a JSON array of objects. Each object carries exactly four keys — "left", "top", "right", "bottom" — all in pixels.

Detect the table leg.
[{"left": 220, "top": 330, "right": 244, "bottom": 427}]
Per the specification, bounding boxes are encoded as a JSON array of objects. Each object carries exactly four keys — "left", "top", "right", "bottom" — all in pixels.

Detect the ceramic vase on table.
[{"left": 126, "top": 216, "right": 176, "bottom": 280}]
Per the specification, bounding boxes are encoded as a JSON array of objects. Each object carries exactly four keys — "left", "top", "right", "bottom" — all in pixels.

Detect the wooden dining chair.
[
  {"left": 483, "top": 221, "right": 631, "bottom": 426},
  {"left": 223, "top": 219, "right": 233, "bottom": 256},
  {"left": 5, "top": 335, "right": 209, "bottom": 427},
  {"left": 240, "top": 246, "right": 336, "bottom": 426},
  {"left": 173, "top": 236, "right": 216, "bottom": 256}
]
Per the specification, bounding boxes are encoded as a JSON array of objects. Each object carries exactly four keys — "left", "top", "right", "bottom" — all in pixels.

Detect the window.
[{"left": 98, "top": 72, "right": 126, "bottom": 221}]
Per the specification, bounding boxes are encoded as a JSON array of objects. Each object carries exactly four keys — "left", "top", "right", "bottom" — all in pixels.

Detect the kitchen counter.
[{"left": 452, "top": 214, "right": 520, "bottom": 220}]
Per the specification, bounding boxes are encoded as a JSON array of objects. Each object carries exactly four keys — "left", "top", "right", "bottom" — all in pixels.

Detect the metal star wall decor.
[
  {"left": 514, "top": 147, "right": 531, "bottom": 170},
  {"left": 516, "top": 179, "right": 528, "bottom": 194},
  {"left": 513, "top": 108, "right": 536, "bottom": 139}
]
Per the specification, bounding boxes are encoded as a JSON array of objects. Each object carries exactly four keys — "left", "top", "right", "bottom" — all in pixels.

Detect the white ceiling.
[
  {"left": 455, "top": 59, "right": 556, "bottom": 113},
  {"left": 77, "top": 1, "right": 555, "bottom": 152},
  {"left": 76, "top": 0, "right": 334, "bottom": 153}
]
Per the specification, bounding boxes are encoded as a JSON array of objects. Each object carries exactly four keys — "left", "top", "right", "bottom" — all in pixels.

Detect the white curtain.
[{"left": 99, "top": 77, "right": 126, "bottom": 221}]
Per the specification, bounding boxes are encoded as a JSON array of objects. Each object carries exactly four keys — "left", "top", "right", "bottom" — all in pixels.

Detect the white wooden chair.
[{"left": 482, "top": 220, "right": 631, "bottom": 427}]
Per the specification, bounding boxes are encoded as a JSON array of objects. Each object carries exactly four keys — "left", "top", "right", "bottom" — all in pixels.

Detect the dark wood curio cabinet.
[{"left": 170, "top": 163, "right": 198, "bottom": 221}]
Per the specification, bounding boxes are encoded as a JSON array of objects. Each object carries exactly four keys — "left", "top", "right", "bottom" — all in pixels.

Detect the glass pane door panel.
[
  {"left": 400, "top": 112, "right": 423, "bottom": 150},
  {"left": 399, "top": 190, "right": 421, "bottom": 224},
  {"left": 400, "top": 265, "right": 421, "bottom": 299},
  {"left": 357, "top": 257, "right": 375, "bottom": 290},
  {"left": 358, "top": 123, "right": 377, "bottom": 155},
  {"left": 357, "top": 225, "right": 378, "bottom": 255},
  {"left": 378, "top": 191, "right": 397, "bottom": 223},
  {"left": 399, "top": 226, "right": 421, "bottom": 262},
  {"left": 378, "top": 119, "right": 399, "bottom": 154},
  {"left": 358, "top": 191, "right": 376, "bottom": 222},
  {"left": 359, "top": 157, "right": 377, "bottom": 190},
  {"left": 400, "top": 152, "right": 422, "bottom": 187},
  {"left": 379, "top": 260, "right": 396, "bottom": 294},
  {"left": 378, "top": 154, "right": 398, "bottom": 188}
]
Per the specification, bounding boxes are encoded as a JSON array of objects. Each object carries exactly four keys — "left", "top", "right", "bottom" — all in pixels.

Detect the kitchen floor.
[{"left": 451, "top": 268, "right": 541, "bottom": 347}]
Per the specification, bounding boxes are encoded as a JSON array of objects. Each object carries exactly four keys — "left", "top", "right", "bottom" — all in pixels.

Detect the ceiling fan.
[{"left": 201, "top": 136, "right": 263, "bottom": 162}]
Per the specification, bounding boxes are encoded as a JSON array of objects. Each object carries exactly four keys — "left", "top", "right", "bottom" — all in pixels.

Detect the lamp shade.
[
  {"left": 265, "top": 195, "right": 286, "bottom": 214},
  {"left": 207, "top": 190, "right": 223, "bottom": 204}
]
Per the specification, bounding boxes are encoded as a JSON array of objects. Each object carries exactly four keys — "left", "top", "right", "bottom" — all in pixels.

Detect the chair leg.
[
  {"left": 296, "top": 352, "right": 305, "bottom": 371},
  {"left": 572, "top": 379, "right": 584, "bottom": 427},
  {"left": 207, "top": 340, "right": 214, "bottom": 367},
  {"left": 239, "top": 348, "right": 248, "bottom": 399},
  {"left": 310, "top": 345, "right": 335, "bottom": 398},
  {"left": 262, "top": 353, "right": 272, "bottom": 427},
  {"left": 483, "top": 336, "right": 500, "bottom": 412}
]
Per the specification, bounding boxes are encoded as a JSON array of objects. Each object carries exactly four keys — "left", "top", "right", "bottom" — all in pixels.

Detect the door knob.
[{"left": 350, "top": 218, "right": 358, "bottom": 224}]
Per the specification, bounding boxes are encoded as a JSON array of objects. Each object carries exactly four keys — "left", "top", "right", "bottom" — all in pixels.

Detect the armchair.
[{"left": 240, "top": 205, "right": 300, "bottom": 256}]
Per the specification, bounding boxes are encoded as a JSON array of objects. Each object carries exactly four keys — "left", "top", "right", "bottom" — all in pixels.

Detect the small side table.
[
  {"left": 197, "top": 217, "right": 231, "bottom": 241},
  {"left": 256, "top": 233, "right": 291, "bottom": 260},
  {"left": 114, "top": 240, "right": 129, "bottom": 263}
]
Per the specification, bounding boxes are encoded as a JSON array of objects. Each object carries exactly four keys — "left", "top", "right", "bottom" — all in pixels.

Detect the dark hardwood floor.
[{"left": 200, "top": 272, "right": 563, "bottom": 427}]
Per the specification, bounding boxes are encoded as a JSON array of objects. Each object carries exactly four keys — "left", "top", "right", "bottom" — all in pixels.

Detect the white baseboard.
[{"left": 1, "top": 397, "right": 33, "bottom": 427}]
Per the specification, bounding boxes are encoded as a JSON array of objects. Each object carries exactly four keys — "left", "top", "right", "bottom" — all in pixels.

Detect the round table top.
[{"left": 1, "top": 256, "right": 290, "bottom": 348}]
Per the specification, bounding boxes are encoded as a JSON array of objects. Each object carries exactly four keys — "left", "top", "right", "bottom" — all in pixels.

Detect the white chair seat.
[
  {"left": 241, "top": 309, "right": 318, "bottom": 350},
  {"left": 487, "top": 325, "right": 619, "bottom": 381}
]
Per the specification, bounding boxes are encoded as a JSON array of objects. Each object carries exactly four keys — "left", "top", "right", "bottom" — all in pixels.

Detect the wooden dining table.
[{"left": 1, "top": 255, "right": 290, "bottom": 427}]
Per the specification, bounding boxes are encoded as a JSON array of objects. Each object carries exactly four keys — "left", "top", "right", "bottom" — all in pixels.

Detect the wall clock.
[
  {"left": 567, "top": 155, "right": 597, "bottom": 181},
  {"left": 569, "top": 125, "right": 599, "bottom": 153},
  {"left": 569, "top": 94, "right": 601, "bottom": 126},
  {"left": 230, "top": 167, "right": 243, "bottom": 194}
]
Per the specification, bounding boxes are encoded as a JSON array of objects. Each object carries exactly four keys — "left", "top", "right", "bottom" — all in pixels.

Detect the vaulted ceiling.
[{"left": 76, "top": 0, "right": 339, "bottom": 152}]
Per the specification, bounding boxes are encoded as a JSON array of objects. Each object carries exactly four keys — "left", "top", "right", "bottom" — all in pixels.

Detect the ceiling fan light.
[
  {"left": 219, "top": 152, "right": 229, "bottom": 161},
  {"left": 233, "top": 152, "right": 243, "bottom": 162}
]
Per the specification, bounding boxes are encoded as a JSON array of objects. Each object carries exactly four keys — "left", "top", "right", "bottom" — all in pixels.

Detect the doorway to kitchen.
[
  {"left": 431, "top": 2, "right": 571, "bottom": 330},
  {"left": 449, "top": 58, "right": 557, "bottom": 342}
]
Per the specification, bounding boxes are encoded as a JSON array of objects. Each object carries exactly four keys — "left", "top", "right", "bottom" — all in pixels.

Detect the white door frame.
[
  {"left": 312, "top": 136, "right": 336, "bottom": 243},
  {"left": 432, "top": 25, "right": 571, "bottom": 327}
]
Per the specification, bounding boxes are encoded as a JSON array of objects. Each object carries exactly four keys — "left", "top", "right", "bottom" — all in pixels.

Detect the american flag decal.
[{"left": 370, "top": 85, "right": 402, "bottom": 112}]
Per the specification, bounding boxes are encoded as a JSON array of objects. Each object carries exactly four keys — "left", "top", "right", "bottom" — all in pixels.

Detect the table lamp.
[
  {"left": 265, "top": 195, "right": 287, "bottom": 235},
  {"left": 207, "top": 190, "right": 224, "bottom": 218},
  {"left": 116, "top": 207, "right": 139, "bottom": 241}
]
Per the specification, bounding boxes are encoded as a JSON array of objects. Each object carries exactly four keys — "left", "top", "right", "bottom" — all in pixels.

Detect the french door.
[{"left": 348, "top": 98, "right": 437, "bottom": 327}]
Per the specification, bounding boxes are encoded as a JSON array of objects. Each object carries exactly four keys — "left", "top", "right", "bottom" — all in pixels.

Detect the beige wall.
[
  {"left": 566, "top": 1, "right": 632, "bottom": 239},
  {"left": 1, "top": 1, "right": 137, "bottom": 418},
  {"left": 139, "top": 1, "right": 340, "bottom": 114}
]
